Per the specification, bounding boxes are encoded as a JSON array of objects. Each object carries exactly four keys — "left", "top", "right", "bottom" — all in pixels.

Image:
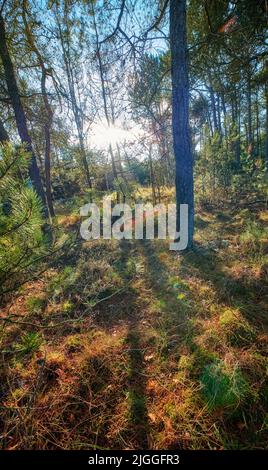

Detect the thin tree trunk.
[
  {"left": 170, "top": 0, "right": 194, "bottom": 247},
  {"left": 109, "top": 144, "right": 117, "bottom": 179},
  {"left": 247, "top": 72, "right": 255, "bottom": 171},
  {"left": 56, "top": 6, "right": 92, "bottom": 192},
  {"left": 265, "top": 79, "right": 268, "bottom": 171},
  {"left": 22, "top": 3, "right": 55, "bottom": 216},
  {"left": 148, "top": 144, "right": 156, "bottom": 205},
  {"left": 208, "top": 81, "right": 218, "bottom": 134},
  {"left": 217, "top": 94, "right": 222, "bottom": 136},
  {"left": 0, "top": 13, "right": 46, "bottom": 209},
  {"left": 221, "top": 93, "right": 227, "bottom": 138},
  {"left": 109, "top": 144, "right": 120, "bottom": 202},
  {"left": 255, "top": 90, "right": 260, "bottom": 158},
  {"left": 235, "top": 92, "right": 241, "bottom": 168},
  {"left": 91, "top": 3, "right": 123, "bottom": 202},
  {"left": 116, "top": 142, "right": 129, "bottom": 201},
  {"left": 41, "top": 72, "right": 55, "bottom": 217},
  {"left": 206, "top": 108, "right": 213, "bottom": 136}
]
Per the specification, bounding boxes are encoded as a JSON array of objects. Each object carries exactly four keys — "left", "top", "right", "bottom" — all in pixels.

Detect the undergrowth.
[{"left": 0, "top": 188, "right": 267, "bottom": 450}]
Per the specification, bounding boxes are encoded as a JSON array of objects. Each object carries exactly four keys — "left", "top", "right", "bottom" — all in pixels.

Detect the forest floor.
[{"left": 1, "top": 192, "right": 268, "bottom": 449}]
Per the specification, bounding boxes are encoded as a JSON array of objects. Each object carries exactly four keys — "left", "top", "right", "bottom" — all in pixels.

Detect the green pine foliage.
[{"left": 0, "top": 143, "right": 45, "bottom": 297}]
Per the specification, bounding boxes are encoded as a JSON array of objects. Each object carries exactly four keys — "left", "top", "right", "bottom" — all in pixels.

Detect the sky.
[
  {"left": 86, "top": 0, "right": 169, "bottom": 152},
  {"left": 1, "top": 0, "right": 169, "bottom": 157}
]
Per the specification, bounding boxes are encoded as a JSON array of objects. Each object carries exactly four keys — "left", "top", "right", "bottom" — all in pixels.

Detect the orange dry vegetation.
[{"left": 0, "top": 201, "right": 267, "bottom": 450}]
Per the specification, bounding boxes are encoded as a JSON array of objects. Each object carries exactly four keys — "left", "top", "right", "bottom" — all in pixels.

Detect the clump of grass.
[
  {"left": 11, "top": 388, "right": 25, "bottom": 402},
  {"left": 47, "top": 266, "right": 78, "bottom": 297},
  {"left": 65, "top": 334, "right": 83, "bottom": 354},
  {"left": 25, "top": 295, "right": 46, "bottom": 314},
  {"left": 219, "top": 308, "right": 255, "bottom": 346},
  {"left": 178, "top": 354, "right": 195, "bottom": 379},
  {"left": 195, "top": 215, "right": 211, "bottom": 229},
  {"left": 46, "top": 350, "right": 66, "bottom": 366},
  {"left": 239, "top": 221, "right": 268, "bottom": 255},
  {"left": 62, "top": 300, "right": 74, "bottom": 315},
  {"left": 178, "top": 354, "right": 194, "bottom": 371},
  {"left": 14, "top": 332, "right": 42, "bottom": 357},
  {"left": 197, "top": 324, "right": 225, "bottom": 351},
  {"left": 200, "top": 360, "right": 249, "bottom": 411},
  {"left": 57, "top": 214, "right": 80, "bottom": 228},
  {"left": 44, "top": 351, "right": 66, "bottom": 381}
]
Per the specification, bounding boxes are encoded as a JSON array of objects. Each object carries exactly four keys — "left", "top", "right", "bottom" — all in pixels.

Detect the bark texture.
[
  {"left": 22, "top": 2, "right": 55, "bottom": 216},
  {"left": 170, "top": 0, "right": 194, "bottom": 247},
  {"left": 0, "top": 13, "right": 46, "bottom": 208}
]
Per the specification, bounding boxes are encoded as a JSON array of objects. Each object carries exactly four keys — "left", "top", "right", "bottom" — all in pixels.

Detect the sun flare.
[{"left": 89, "top": 123, "right": 143, "bottom": 150}]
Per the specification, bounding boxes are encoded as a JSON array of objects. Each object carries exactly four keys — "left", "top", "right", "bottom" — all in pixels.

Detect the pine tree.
[{"left": 0, "top": 143, "right": 45, "bottom": 298}]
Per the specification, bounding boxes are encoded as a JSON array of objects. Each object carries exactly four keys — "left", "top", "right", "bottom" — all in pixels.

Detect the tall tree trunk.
[
  {"left": 116, "top": 142, "right": 129, "bottom": 201},
  {"left": 206, "top": 108, "right": 213, "bottom": 136},
  {"left": 235, "top": 92, "right": 241, "bottom": 168},
  {"left": 22, "top": 3, "right": 55, "bottom": 216},
  {"left": 170, "top": 0, "right": 194, "bottom": 247},
  {"left": 221, "top": 93, "right": 227, "bottom": 138},
  {"left": 247, "top": 72, "right": 255, "bottom": 171},
  {"left": 56, "top": 6, "right": 92, "bottom": 192},
  {"left": 255, "top": 89, "right": 260, "bottom": 158},
  {"left": 41, "top": 71, "right": 55, "bottom": 217},
  {"left": 217, "top": 94, "right": 222, "bottom": 136},
  {"left": 0, "top": 13, "right": 46, "bottom": 209},
  {"left": 208, "top": 80, "right": 218, "bottom": 134},
  {"left": 109, "top": 143, "right": 120, "bottom": 203},
  {"left": 148, "top": 144, "right": 156, "bottom": 205},
  {"left": 265, "top": 79, "right": 268, "bottom": 172},
  {"left": 109, "top": 144, "right": 118, "bottom": 179},
  {"left": 91, "top": 3, "right": 123, "bottom": 202}
]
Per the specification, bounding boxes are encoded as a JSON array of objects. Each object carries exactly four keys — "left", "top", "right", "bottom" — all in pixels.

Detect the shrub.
[
  {"left": 239, "top": 221, "right": 268, "bottom": 254},
  {"left": 0, "top": 144, "right": 45, "bottom": 298}
]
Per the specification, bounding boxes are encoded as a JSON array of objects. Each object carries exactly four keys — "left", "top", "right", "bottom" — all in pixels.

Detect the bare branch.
[{"left": 99, "top": 0, "right": 126, "bottom": 45}]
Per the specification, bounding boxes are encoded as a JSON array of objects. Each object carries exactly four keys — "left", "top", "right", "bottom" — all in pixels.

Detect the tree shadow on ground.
[
  {"left": 134, "top": 239, "right": 194, "bottom": 372},
  {"left": 89, "top": 239, "right": 150, "bottom": 449},
  {"left": 181, "top": 245, "right": 268, "bottom": 331},
  {"left": 124, "top": 325, "right": 149, "bottom": 448}
]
